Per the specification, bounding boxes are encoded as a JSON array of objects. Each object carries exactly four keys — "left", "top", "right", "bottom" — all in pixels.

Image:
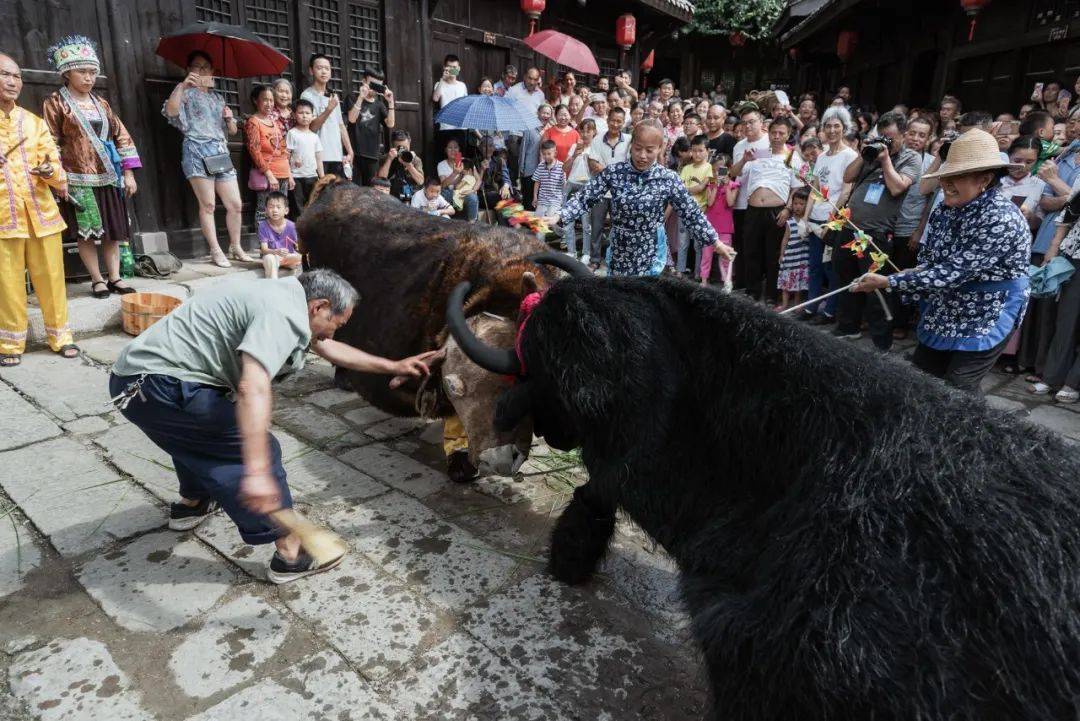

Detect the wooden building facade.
[
  {"left": 778, "top": 0, "right": 1080, "bottom": 115},
  {"left": 5, "top": 0, "right": 688, "bottom": 261}
]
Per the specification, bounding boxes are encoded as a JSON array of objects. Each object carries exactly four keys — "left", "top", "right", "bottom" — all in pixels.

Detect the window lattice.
[
  {"left": 245, "top": 0, "right": 294, "bottom": 81},
  {"left": 195, "top": 0, "right": 232, "bottom": 22},
  {"left": 308, "top": 0, "right": 344, "bottom": 94},
  {"left": 348, "top": 3, "right": 382, "bottom": 95},
  {"left": 194, "top": 1, "right": 240, "bottom": 110}
]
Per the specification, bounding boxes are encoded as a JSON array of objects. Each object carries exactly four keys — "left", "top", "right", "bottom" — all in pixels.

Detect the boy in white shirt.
[
  {"left": 411, "top": 178, "right": 455, "bottom": 219},
  {"left": 286, "top": 99, "right": 324, "bottom": 213}
]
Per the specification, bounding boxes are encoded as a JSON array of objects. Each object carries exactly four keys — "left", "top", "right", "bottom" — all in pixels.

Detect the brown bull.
[{"left": 296, "top": 176, "right": 553, "bottom": 474}]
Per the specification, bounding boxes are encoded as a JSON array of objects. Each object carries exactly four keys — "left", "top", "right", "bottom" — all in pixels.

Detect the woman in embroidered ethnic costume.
[
  {"left": 43, "top": 35, "right": 141, "bottom": 299},
  {"left": 0, "top": 53, "right": 78, "bottom": 366}
]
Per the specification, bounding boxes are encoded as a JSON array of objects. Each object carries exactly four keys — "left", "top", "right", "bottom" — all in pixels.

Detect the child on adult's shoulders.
[{"left": 258, "top": 191, "right": 302, "bottom": 279}]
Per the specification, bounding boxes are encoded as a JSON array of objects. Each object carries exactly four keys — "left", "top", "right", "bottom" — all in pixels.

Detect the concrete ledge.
[{"left": 25, "top": 259, "right": 277, "bottom": 348}]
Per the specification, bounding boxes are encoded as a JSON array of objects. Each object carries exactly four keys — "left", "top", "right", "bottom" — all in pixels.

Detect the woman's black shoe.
[
  {"left": 107, "top": 279, "right": 137, "bottom": 295},
  {"left": 90, "top": 281, "right": 110, "bottom": 298}
]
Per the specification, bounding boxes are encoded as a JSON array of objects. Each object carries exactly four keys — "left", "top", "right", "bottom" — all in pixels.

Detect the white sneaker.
[{"left": 581, "top": 255, "right": 590, "bottom": 265}]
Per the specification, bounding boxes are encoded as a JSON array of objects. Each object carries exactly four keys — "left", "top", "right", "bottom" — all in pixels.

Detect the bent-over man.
[{"left": 109, "top": 270, "right": 435, "bottom": 584}]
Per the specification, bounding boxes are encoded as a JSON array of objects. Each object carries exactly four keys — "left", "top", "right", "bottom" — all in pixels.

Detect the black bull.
[
  {"left": 448, "top": 262, "right": 1080, "bottom": 720},
  {"left": 296, "top": 177, "right": 554, "bottom": 431}
]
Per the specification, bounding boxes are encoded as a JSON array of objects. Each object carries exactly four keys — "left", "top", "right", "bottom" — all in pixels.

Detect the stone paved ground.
[{"left": 0, "top": 325, "right": 1077, "bottom": 721}]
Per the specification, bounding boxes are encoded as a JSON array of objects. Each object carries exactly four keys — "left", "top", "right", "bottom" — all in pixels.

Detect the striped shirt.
[{"left": 532, "top": 160, "right": 565, "bottom": 207}]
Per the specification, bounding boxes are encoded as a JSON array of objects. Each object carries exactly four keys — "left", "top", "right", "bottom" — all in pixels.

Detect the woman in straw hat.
[{"left": 852, "top": 129, "right": 1031, "bottom": 393}]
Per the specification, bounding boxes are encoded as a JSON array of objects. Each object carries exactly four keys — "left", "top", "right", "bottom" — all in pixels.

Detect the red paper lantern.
[
  {"left": 960, "top": 0, "right": 991, "bottom": 41},
  {"left": 521, "top": 0, "right": 545, "bottom": 35},
  {"left": 640, "top": 49, "right": 655, "bottom": 73},
  {"left": 616, "top": 14, "right": 637, "bottom": 50},
  {"left": 836, "top": 30, "right": 858, "bottom": 63},
  {"left": 788, "top": 47, "right": 799, "bottom": 60},
  {"left": 729, "top": 31, "right": 746, "bottom": 48}
]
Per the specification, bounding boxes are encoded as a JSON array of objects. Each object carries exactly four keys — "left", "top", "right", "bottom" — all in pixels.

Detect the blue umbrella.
[{"left": 435, "top": 94, "right": 534, "bottom": 132}]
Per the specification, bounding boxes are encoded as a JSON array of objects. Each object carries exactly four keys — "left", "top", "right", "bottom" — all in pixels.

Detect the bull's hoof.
[
  {"left": 548, "top": 496, "right": 616, "bottom": 586},
  {"left": 447, "top": 451, "right": 479, "bottom": 484}
]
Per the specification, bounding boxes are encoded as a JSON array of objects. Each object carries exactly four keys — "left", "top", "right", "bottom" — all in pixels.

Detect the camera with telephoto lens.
[
  {"left": 861, "top": 140, "right": 888, "bottom": 163},
  {"left": 398, "top": 149, "right": 414, "bottom": 164}
]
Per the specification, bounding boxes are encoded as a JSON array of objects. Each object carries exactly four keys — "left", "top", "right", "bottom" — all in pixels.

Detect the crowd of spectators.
[{"left": 164, "top": 48, "right": 1079, "bottom": 404}]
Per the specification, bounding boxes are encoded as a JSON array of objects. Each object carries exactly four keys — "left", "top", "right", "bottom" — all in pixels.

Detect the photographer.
[
  {"left": 377, "top": 129, "right": 424, "bottom": 203},
  {"left": 347, "top": 68, "right": 395, "bottom": 186},
  {"left": 835, "top": 110, "right": 921, "bottom": 351}
]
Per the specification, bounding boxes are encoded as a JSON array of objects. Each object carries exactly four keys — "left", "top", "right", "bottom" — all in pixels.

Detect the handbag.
[
  {"left": 202, "top": 152, "right": 233, "bottom": 176},
  {"left": 248, "top": 167, "right": 269, "bottom": 191}
]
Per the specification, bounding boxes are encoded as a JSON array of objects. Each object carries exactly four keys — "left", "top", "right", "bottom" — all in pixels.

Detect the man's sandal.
[
  {"left": 57, "top": 344, "right": 80, "bottom": 359},
  {"left": 0, "top": 354, "right": 21, "bottom": 367}
]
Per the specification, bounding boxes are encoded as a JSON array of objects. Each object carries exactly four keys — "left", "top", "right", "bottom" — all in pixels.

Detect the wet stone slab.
[
  {"left": 342, "top": 405, "right": 394, "bottom": 428},
  {"left": 0, "top": 436, "right": 166, "bottom": 557},
  {"left": 283, "top": 448, "right": 388, "bottom": 506},
  {"left": 278, "top": 552, "right": 449, "bottom": 683},
  {"left": 187, "top": 651, "right": 396, "bottom": 721},
  {"left": 0, "top": 513, "right": 43, "bottom": 598},
  {"left": 77, "top": 531, "right": 235, "bottom": 632},
  {"left": 273, "top": 360, "right": 336, "bottom": 398},
  {"left": 1027, "top": 405, "right": 1080, "bottom": 440},
  {"left": 76, "top": 333, "right": 134, "bottom": 365},
  {"left": 384, "top": 632, "right": 566, "bottom": 720},
  {"left": 325, "top": 491, "right": 521, "bottom": 612},
  {"left": 361, "top": 416, "right": 430, "bottom": 441},
  {"left": 2, "top": 352, "right": 110, "bottom": 421},
  {"left": 273, "top": 398, "right": 362, "bottom": 447},
  {"left": 168, "top": 594, "right": 290, "bottom": 698},
  {"left": 94, "top": 423, "right": 179, "bottom": 503},
  {"left": 194, "top": 513, "right": 275, "bottom": 580},
  {"left": 0, "top": 381, "right": 62, "bottom": 451},
  {"left": 459, "top": 573, "right": 704, "bottom": 720},
  {"left": 302, "top": 387, "right": 359, "bottom": 410},
  {"left": 337, "top": 444, "right": 447, "bottom": 499},
  {"left": 8, "top": 637, "right": 154, "bottom": 721}
]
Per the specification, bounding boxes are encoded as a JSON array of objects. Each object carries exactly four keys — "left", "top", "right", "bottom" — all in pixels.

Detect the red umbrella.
[
  {"left": 523, "top": 29, "right": 599, "bottom": 76},
  {"left": 156, "top": 21, "right": 290, "bottom": 78}
]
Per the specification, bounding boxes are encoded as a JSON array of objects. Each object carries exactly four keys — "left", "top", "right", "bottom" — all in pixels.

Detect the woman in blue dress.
[
  {"left": 854, "top": 129, "right": 1030, "bottom": 393},
  {"left": 545, "top": 122, "right": 734, "bottom": 277}
]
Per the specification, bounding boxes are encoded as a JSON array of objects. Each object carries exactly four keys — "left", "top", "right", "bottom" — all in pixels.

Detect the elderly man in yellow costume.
[{"left": 0, "top": 53, "right": 77, "bottom": 366}]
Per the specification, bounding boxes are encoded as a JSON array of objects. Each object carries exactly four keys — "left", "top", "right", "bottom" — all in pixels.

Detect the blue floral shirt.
[
  {"left": 559, "top": 160, "right": 718, "bottom": 276},
  {"left": 162, "top": 88, "right": 229, "bottom": 143},
  {"left": 889, "top": 187, "right": 1031, "bottom": 351}
]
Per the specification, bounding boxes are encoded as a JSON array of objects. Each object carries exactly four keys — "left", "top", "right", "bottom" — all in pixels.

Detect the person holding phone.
[
  {"left": 164, "top": 50, "right": 245, "bottom": 267},
  {"left": 43, "top": 34, "right": 142, "bottom": 299},
  {"left": 347, "top": 68, "right": 394, "bottom": 186},
  {"left": 432, "top": 54, "right": 468, "bottom": 159},
  {"left": 0, "top": 52, "right": 79, "bottom": 367},
  {"left": 301, "top": 54, "right": 353, "bottom": 179}
]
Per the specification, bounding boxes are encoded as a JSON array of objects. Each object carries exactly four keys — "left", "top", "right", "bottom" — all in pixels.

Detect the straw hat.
[{"left": 922, "top": 129, "right": 1022, "bottom": 179}]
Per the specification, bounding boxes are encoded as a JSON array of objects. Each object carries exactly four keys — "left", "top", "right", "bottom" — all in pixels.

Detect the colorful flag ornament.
[{"left": 869, "top": 250, "right": 889, "bottom": 273}]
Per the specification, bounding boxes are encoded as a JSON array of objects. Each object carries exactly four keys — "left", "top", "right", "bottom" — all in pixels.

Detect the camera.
[
  {"left": 398, "top": 149, "right": 414, "bottom": 164},
  {"left": 861, "top": 140, "right": 887, "bottom": 163}
]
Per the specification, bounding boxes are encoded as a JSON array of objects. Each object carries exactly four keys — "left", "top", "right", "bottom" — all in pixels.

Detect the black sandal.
[
  {"left": 57, "top": 344, "right": 80, "bottom": 359},
  {"left": 106, "top": 279, "right": 136, "bottom": 295},
  {"left": 0, "top": 353, "right": 21, "bottom": 367},
  {"left": 90, "top": 280, "right": 110, "bottom": 299}
]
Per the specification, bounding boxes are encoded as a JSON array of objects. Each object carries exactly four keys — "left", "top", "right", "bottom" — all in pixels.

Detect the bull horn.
[
  {"left": 527, "top": 252, "right": 591, "bottom": 279},
  {"left": 446, "top": 282, "right": 522, "bottom": 376}
]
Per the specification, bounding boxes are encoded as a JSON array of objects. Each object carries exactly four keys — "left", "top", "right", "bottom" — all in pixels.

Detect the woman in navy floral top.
[
  {"left": 854, "top": 130, "right": 1030, "bottom": 393},
  {"left": 548, "top": 123, "right": 734, "bottom": 277}
]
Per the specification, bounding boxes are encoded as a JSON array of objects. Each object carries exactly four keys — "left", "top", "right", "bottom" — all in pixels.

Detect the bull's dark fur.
[
  {"left": 297, "top": 177, "right": 552, "bottom": 415},
  {"left": 500, "top": 275, "right": 1080, "bottom": 720}
]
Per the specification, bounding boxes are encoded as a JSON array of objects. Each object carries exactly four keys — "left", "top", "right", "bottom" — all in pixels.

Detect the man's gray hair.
[
  {"left": 298, "top": 269, "right": 359, "bottom": 314},
  {"left": 821, "top": 105, "right": 854, "bottom": 134}
]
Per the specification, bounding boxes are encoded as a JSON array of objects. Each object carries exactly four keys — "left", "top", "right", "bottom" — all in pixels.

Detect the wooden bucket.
[{"left": 120, "top": 292, "right": 183, "bottom": 336}]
